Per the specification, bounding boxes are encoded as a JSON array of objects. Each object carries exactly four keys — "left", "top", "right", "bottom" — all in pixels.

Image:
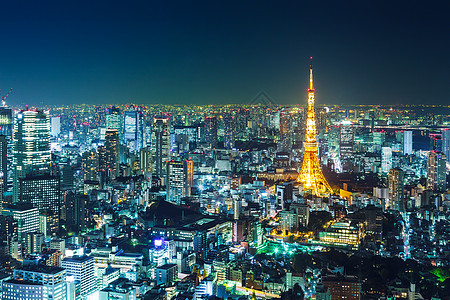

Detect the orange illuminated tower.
[{"left": 297, "top": 58, "right": 333, "bottom": 196}]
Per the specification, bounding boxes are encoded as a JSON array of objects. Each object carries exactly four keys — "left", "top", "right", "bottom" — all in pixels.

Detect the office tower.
[
  {"left": 25, "top": 232, "right": 45, "bottom": 254},
  {"left": 39, "top": 210, "right": 59, "bottom": 237},
  {"left": 166, "top": 160, "right": 193, "bottom": 204},
  {"left": 123, "top": 108, "right": 144, "bottom": 151},
  {"left": 62, "top": 256, "right": 96, "bottom": 299},
  {"left": 3, "top": 203, "right": 39, "bottom": 245},
  {"left": 64, "top": 192, "right": 87, "bottom": 233},
  {"left": 106, "top": 106, "right": 122, "bottom": 141},
  {"left": 339, "top": 121, "right": 354, "bottom": 158},
  {"left": 297, "top": 58, "right": 333, "bottom": 196},
  {"left": 204, "top": 116, "right": 218, "bottom": 149},
  {"left": 2, "top": 266, "right": 66, "bottom": 300},
  {"left": 381, "top": 147, "right": 392, "bottom": 174},
  {"left": 18, "top": 174, "right": 60, "bottom": 214},
  {"left": 51, "top": 116, "right": 61, "bottom": 137},
  {"left": 403, "top": 130, "right": 413, "bottom": 155},
  {"left": 13, "top": 109, "right": 52, "bottom": 203},
  {"left": 139, "top": 147, "right": 152, "bottom": 175},
  {"left": 278, "top": 108, "right": 293, "bottom": 152},
  {"left": 388, "top": 168, "right": 405, "bottom": 211},
  {"left": 152, "top": 118, "right": 170, "bottom": 177},
  {"left": 430, "top": 133, "right": 442, "bottom": 151},
  {"left": 99, "top": 129, "right": 119, "bottom": 179},
  {"left": 82, "top": 151, "right": 99, "bottom": 182},
  {"left": 223, "top": 113, "right": 234, "bottom": 149},
  {"left": 94, "top": 106, "right": 106, "bottom": 128},
  {"left": 443, "top": 128, "right": 450, "bottom": 162},
  {"left": 0, "top": 135, "right": 6, "bottom": 203},
  {"left": 0, "top": 106, "right": 13, "bottom": 191},
  {"left": 427, "top": 151, "right": 447, "bottom": 192},
  {"left": 372, "top": 131, "right": 385, "bottom": 148}
]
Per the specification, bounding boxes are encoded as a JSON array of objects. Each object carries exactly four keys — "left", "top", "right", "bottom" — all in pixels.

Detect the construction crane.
[{"left": 1, "top": 88, "right": 13, "bottom": 106}]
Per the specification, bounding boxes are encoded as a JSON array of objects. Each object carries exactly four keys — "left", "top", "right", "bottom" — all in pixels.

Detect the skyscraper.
[
  {"left": 123, "top": 107, "right": 144, "bottom": 151},
  {"left": 381, "top": 147, "right": 393, "bottom": 174},
  {"left": 152, "top": 118, "right": 171, "bottom": 178},
  {"left": 13, "top": 109, "right": 52, "bottom": 202},
  {"left": 427, "top": 151, "right": 447, "bottom": 192},
  {"left": 403, "top": 130, "right": 413, "bottom": 155},
  {"left": 297, "top": 58, "right": 333, "bottom": 196},
  {"left": 106, "top": 106, "right": 122, "bottom": 141},
  {"left": 0, "top": 106, "right": 13, "bottom": 191},
  {"left": 166, "top": 159, "right": 193, "bottom": 204},
  {"left": 441, "top": 128, "right": 450, "bottom": 162},
  {"left": 388, "top": 168, "right": 405, "bottom": 211},
  {"left": 279, "top": 108, "right": 293, "bottom": 152},
  {"left": 204, "top": 117, "right": 218, "bottom": 149},
  {"left": 99, "top": 129, "right": 119, "bottom": 180},
  {"left": 339, "top": 121, "right": 354, "bottom": 158},
  {"left": 223, "top": 113, "right": 234, "bottom": 149}
]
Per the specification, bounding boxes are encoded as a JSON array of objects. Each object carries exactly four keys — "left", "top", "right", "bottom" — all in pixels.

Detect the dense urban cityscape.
[
  {"left": 0, "top": 59, "right": 449, "bottom": 300},
  {"left": 1, "top": 1, "right": 450, "bottom": 299}
]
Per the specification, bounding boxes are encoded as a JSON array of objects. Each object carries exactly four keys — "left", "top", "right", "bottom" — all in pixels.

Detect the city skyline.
[{"left": 0, "top": 1, "right": 449, "bottom": 106}]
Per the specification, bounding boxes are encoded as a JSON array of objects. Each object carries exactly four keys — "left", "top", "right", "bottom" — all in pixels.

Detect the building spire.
[{"left": 309, "top": 56, "right": 314, "bottom": 91}]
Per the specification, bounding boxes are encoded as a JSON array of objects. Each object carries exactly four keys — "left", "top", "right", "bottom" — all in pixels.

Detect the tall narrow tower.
[{"left": 297, "top": 58, "right": 333, "bottom": 196}]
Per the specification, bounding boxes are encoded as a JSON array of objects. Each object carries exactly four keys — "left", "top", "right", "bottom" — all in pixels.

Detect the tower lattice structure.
[{"left": 297, "top": 58, "right": 333, "bottom": 196}]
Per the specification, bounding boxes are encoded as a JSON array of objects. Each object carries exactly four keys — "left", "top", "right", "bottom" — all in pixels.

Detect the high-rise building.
[
  {"left": 2, "top": 266, "right": 66, "bottom": 300},
  {"left": 51, "top": 116, "right": 61, "bottom": 137},
  {"left": 25, "top": 232, "right": 45, "bottom": 254},
  {"left": 106, "top": 106, "right": 122, "bottom": 141},
  {"left": 430, "top": 133, "right": 442, "bottom": 152},
  {"left": 13, "top": 109, "right": 52, "bottom": 202},
  {"left": 339, "top": 121, "right": 354, "bottom": 158},
  {"left": 123, "top": 108, "right": 144, "bottom": 151},
  {"left": 297, "top": 58, "right": 333, "bottom": 196},
  {"left": 381, "top": 147, "right": 392, "bottom": 174},
  {"left": 152, "top": 118, "right": 171, "bottom": 178},
  {"left": 62, "top": 255, "right": 96, "bottom": 299},
  {"left": 0, "top": 106, "right": 13, "bottom": 191},
  {"left": 443, "top": 128, "right": 450, "bottom": 162},
  {"left": 3, "top": 203, "right": 40, "bottom": 245},
  {"left": 99, "top": 129, "right": 119, "bottom": 180},
  {"left": 18, "top": 174, "right": 61, "bottom": 214},
  {"left": 427, "top": 151, "right": 447, "bottom": 192},
  {"left": 223, "top": 113, "right": 234, "bottom": 149},
  {"left": 388, "top": 168, "right": 405, "bottom": 211},
  {"left": 81, "top": 151, "right": 99, "bottom": 182},
  {"left": 204, "top": 117, "right": 218, "bottom": 149},
  {"left": 166, "top": 160, "right": 193, "bottom": 204},
  {"left": 64, "top": 192, "right": 87, "bottom": 233},
  {"left": 279, "top": 108, "right": 292, "bottom": 152},
  {"left": 139, "top": 147, "right": 152, "bottom": 175},
  {"left": 403, "top": 130, "right": 413, "bottom": 155}
]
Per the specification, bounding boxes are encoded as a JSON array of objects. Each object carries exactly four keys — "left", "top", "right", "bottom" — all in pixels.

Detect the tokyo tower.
[{"left": 297, "top": 58, "right": 333, "bottom": 196}]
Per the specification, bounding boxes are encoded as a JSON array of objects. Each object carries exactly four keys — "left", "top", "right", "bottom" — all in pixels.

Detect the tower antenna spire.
[{"left": 309, "top": 57, "right": 314, "bottom": 91}]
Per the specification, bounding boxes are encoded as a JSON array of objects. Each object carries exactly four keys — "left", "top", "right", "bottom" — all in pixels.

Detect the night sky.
[{"left": 0, "top": 1, "right": 449, "bottom": 106}]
